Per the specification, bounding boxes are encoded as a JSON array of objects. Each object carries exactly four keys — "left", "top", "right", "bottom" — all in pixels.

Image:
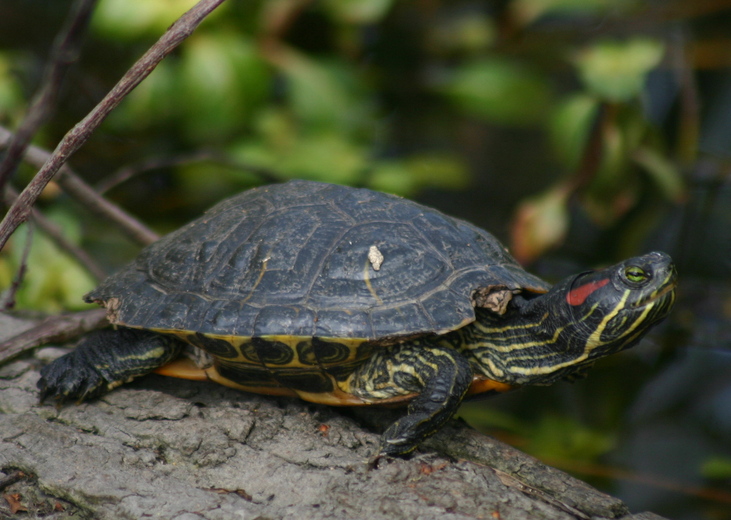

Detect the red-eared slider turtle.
[{"left": 38, "top": 180, "right": 677, "bottom": 458}]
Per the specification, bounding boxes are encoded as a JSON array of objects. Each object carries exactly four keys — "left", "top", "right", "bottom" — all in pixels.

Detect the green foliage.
[
  {"left": 0, "top": 53, "right": 25, "bottom": 126},
  {"left": 549, "top": 94, "right": 600, "bottom": 170},
  {"left": 700, "top": 456, "right": 731, "bottom": 480},
  {"left": 574, "top": 39, "right": 665, "bottom": 103},
  {"left": 0, "top": 213, "right": 96, "bottom": 312},
  {"left": 277, "top": 53, "right": 368, "bottom": 132},
  {"left": 513, "top": 0, "right": 636, "bottom": 25},
  {"left": 92, "top": 0, "right": 228, "bottom": 40},
  {"left": 179, "top": 32, "right": 270, "bottom": 142},
  {"left": 443, "top": 57, "right": 553, "bottom": 125},
  {"left": 460, "top": 405, "right": 616, "bottom": 463},
  {"left": 321, "top": 0, "right": 394, "bottom": 24}
]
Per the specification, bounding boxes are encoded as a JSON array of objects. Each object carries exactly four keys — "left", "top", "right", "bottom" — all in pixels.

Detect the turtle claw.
[{"left": 38, "top": 350, "right": 107, "bottom": 404}]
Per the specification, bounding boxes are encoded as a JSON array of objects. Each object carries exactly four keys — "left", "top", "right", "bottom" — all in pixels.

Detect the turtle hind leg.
[
  {"left": 347, "top": 343, "right": 473, "bottom": 460},
  {"left": 38, "top": 328, "right": 184, "bottom": 403}
]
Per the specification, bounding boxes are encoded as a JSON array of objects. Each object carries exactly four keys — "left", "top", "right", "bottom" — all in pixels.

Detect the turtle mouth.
[{"left": 632, "top": 277, "right": 677, "bottom": 308}]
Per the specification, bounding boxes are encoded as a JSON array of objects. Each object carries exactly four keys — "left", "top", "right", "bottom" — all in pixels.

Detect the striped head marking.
[
  {"left": 565, "top": 251, "right": 678, "bottom": 357},
  {"left": 464, "top": 252, "right": 677, "bottom": 387}
]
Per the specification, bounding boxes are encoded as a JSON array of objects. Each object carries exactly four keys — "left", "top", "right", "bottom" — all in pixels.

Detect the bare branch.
[
  {"left": 57, "top": 170, "right": 160, "bottom": 246},
  {"left": 0, "top": 308, "right": 108, "bottom": 365},
  {"left": 0, "top": 126, "right": 159, "bottom": 246},
  {"left": 97, "top": 151, "right": 282, "bottom": 194},
  {"left": 0, "top": 0, "right": 229, "bottom": 252},
  {"left": 0, "top": 0, "right": 96, "bottom": 194},
  {"left": 2, "top": 184, "right": 107, "bottom": 281}
]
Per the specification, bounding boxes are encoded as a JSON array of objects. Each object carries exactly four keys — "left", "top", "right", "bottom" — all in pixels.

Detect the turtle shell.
[{"left": 86, "top": 180, "right": 550, "bottom": 343}]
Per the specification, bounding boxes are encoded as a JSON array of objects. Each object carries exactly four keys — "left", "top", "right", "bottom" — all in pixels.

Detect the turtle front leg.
[
  {"left": 346, "top": 342, "right": 473, "bottom": 459},
  {"left": 38, "top": 328, "right": 185, "bottom": 403}
]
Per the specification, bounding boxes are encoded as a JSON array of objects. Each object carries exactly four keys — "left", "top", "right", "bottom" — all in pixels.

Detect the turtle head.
[
  {"left": 559, "top": 251, "right": 677, "bottom": 357},
  {"left": 472, "top": 252, "right": 677, "bottom": 386}
]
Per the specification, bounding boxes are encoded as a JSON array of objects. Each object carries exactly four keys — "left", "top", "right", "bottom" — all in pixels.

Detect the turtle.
[{"left": 38, "top": 180, "right": 677, "bottom": 458}]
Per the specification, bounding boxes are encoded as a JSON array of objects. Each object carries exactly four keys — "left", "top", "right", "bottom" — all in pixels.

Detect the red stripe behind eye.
[{"left": 566, "top": 278, "right": 610, "bottom": 306}]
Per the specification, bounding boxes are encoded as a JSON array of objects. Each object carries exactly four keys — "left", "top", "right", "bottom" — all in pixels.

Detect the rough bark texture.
[{"left": 0, "top": 313, "right": 667, "bottom": 520}]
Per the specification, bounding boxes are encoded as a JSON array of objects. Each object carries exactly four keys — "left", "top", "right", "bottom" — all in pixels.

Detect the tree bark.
[{"left": 0, "top": 313, "right": 667, "bottom": 520}]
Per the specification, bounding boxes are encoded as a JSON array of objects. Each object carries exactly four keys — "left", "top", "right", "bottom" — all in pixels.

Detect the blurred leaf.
[
  {"left": 592, "top": 112, "right": 629, "bottom": 193},
  {"left": 460, "top": 405, "right": 615, "bottom": 463},
  {"left": 278, "top": 50, "right": 365, "bottom": 131},
  {"left": 459, "top": 404, "right": 526, "bottom": 433},
  {"left": 633, "top": 146, "right": 685, "bottom": 201},
  {"left": 700, "top": 456, "right": 731, "bottom": 480},
  {"left": 528, "top": 413, "right": 615, "bottom": 462},
  {"left": 404, "top": 154, "right": 469, "bottom": 189},
  {"left": 443, "top": 57, "right": 552, "bottom": 125},
  {"left": 511, "top": 183, "right": 570, "bottom": 264},
  {"left": 176, "top": 161, "right": 265, "bottom": 205},
  {"left": 322, "top": 0, "right": 394, "bottom": 23},
  {"left": 232, "top": 119, "right": 368, "bottom": 186},
  {"left": 105, "top": 59, "right": 178, "bottom": 130},
  {"left": 180, "top": 32, "right": 270, "bottom": 142},
  {"left": 549, "top": 94, "right": 600, "bottom": 169},
  {"left": 367, "top": 162, "right": 417, "bottom": 195},
  {"left": 428, "top": 14, "right": 496, "bottom": 55},
  {"left": 93, "top": 0, "right": 227, "bottom": 39},
  {"left": 512, "top": 0, "right": 636, "bottom": 25},
  {"left": 368, "top": 154, "right": 469, "bottom": 196},
  {"left": 1, "top": 214, "right": 96, "bottom": 312},
  {"left": 574, "top": 38, "right": 665, "bottom": 102},
  {"left": 0, "top": 53, "right": 25, "bottom": 124}
]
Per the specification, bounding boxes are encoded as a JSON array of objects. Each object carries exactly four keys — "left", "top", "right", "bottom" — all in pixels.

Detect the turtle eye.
[{"left": 623, "top": 265, "right": 649, "bottom": 284}]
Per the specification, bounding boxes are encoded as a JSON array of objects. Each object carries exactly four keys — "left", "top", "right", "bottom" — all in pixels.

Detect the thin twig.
[
  {"left": 57, "top": 169, "right": 160, "bottom": 245},
  {"left": 0, "top": 0, "right": 96, "bottom": 195},
  {"left": 0, "top": 126, "right": 159, "bottom": 246},
  {"left": 2, "top": 184, "right": 107, "bottom": 281},
  {"left": 97, "top": 150, "right": 281, "bottom": 194},
  {"left": 0, "top": 0, "right": 229, "bottom": 253},
  {"left": 0, "top": 308, "right": 108, "bottom": 365},
  {"left": 1, "top": 219, "right": 34, "bottom": 311}
]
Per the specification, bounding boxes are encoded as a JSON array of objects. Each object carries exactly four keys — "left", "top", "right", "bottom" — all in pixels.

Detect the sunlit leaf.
[
  {"left": 511, "top": 183, "right": 570, "bottom": 264},
  {"left": 180, "top": 32, "right": 270, "bottom": 141},
  {"left": 1, "top": 214, "right": 96, "bottom": 312},
  {"left": 93, "top": 0, "right": 227, "bottom": 39},
  {"left": 574, "top": 38, "right": 665, "bottom": 102},
  {"left": 443, "top": 58, "right": 552, "bottom": 125}
]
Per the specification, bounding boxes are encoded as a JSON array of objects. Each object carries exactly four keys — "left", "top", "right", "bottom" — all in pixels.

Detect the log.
[{"left": 0, "top": 313, "right": 667, "bottom": 520}]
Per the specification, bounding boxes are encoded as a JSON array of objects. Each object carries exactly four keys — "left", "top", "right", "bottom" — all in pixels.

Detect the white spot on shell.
[{"left": 368, "top": 245, "right": 384, "bottom": 271}]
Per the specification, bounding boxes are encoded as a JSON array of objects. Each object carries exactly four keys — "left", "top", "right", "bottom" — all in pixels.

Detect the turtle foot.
[{"left": 38, "top": 349, "right": 107, "bottom": 404}]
